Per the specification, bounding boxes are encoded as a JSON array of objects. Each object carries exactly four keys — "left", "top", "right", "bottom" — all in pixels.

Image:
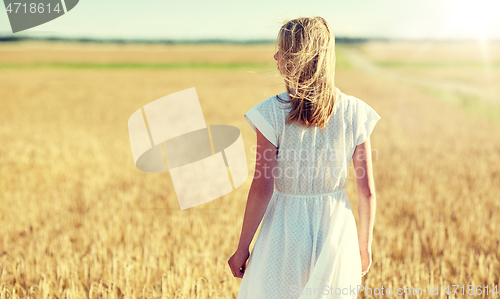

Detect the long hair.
[{"left": 275, "top": 16, "right": 339, "bottom": 129}]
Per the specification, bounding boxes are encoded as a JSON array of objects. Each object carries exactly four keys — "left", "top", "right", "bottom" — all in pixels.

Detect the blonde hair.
[{"left": 275, "top": 16, "right": 339, "bottom": 129}]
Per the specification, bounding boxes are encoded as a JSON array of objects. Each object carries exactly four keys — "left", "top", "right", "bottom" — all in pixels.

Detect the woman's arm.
[
  {"left": 352, "top": 137, "right": 377, "bottom": 276},
  {"left": 228, "top": 128, "right": 277, "bottom": 278}
]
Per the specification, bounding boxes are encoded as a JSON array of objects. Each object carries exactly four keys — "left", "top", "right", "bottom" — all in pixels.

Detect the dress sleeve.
[
  {"left": 244, "top": 97, "right": 279, "bottom": 148},
  {"left": 355, "top": 98, "right": 381, "bottom": 146}
]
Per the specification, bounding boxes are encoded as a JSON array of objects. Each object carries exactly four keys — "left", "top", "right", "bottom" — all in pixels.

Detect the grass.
[
  {"left": 0, "top": 61, "right": 273, "bottom": 70},
  {"left": 335, "top": 46, "right": 352, "bottom": 69},
  {"left": 421, "top": 87, "right": 500, "bottom": 123},
  {"left": 374, "top": 61, "right": 500, "bottom": 68}
]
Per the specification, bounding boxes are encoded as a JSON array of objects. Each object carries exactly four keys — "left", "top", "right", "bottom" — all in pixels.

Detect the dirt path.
[{"left": 342, "top": 47, "right": 499, "bottom": 105}]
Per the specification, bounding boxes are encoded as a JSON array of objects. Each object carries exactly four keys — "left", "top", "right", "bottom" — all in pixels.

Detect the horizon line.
[{"left": 1, "top": 35, "right": 499, "bottom": 44}]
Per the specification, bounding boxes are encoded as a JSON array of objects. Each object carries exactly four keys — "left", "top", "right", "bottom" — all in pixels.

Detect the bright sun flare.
[{"left": 448, "top": 0, "right": 500, "bottom": 40}]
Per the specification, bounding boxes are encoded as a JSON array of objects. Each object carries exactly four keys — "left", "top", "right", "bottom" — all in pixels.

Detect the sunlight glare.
[{"left": 448, "top": 0, "right": 500, "bottom": 40}]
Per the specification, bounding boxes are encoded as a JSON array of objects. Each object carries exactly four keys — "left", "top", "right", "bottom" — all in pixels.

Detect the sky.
[{"left": 1, "top": 0, "right": 500, "bottom": 41}]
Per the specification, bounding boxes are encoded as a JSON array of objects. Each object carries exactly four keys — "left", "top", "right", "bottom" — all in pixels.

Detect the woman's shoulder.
[
  {"left": 251, "top": 92, "right": 290, "bottom": 110},
  {"left": 338, "top": 91, "right": 370, "bottom": 112},
  {"left": 275, "top": 92, "right": 292, "bottom": 109},
  {"left": 339, "top": 90, "right": 357, "bottom": 104},
  {"left": 269, "top": 91, "right": 289, "bottom": 104},
  {"left": 339, "top": 91, "right": 380, "bottom": 128}
]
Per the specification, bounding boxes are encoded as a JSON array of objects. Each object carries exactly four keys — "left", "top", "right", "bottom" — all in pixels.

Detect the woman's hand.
[
  {"left": 228, "top": 248, "right": 250, "bottom": 278},
  {"left": 360, "top": 247, "right": 372, "bottom": 277}
]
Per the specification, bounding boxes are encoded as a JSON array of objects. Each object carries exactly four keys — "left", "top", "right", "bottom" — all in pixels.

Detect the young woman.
[{"left": 228, "top": 16, "right": 380, "bottom": 298}]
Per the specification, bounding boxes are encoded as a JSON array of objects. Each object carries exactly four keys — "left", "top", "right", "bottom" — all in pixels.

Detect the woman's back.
[{"left": 245, "top": 90, "right": 380, "bottom": 196}]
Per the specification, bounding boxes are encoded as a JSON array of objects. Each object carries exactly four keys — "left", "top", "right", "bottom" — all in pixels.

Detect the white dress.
[{"left": 238, "top": 90, "right": 381, "bottom": 299}]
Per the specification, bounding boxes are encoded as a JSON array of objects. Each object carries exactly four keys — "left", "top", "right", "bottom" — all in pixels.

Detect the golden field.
[{"left": 0, "top": 41, "right": 499, "bottom": 298}]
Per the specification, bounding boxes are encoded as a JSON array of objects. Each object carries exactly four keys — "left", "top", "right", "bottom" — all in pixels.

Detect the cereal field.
[{"left": 0, "top": 40, "right": 499, "bottom": 298}]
